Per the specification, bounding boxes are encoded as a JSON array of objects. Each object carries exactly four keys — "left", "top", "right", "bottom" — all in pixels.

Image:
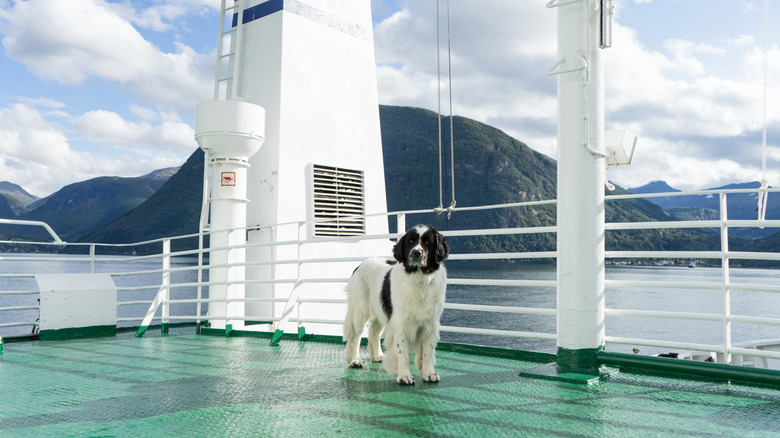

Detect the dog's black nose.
[{"left": 411, "top": 249, "right": 422, "bottom": 258}]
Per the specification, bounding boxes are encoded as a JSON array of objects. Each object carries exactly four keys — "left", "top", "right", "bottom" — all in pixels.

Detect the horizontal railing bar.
[
  {"left": 727, "top": 346, "right": 780, "bottom": 361},
  {"left": 606, "top": 251, "right": 722, "bottom": 259},
  {"left": 440, "top": 325, "right": 557, "bottom": 340},
  {"left": 449, "top": 252, "right": 557, "bottom": 261},
  {"left": 605, "top": 280, "right": 721, "bottom": 290},
  {"left": 0, "top": 306, "right": 38, "bottom": 312},
  {"left": 447, "top": 278, "right": 557, "bottom": 288},
  {"left": 444, "top": 303, "right": 556, "bottom": 316},
  {"left": 0, "top": 322, "right": 37, "bottom": 329},
  {"left": 728, "top": 315, "right": 780, "bottom": 327},
  {"left": 117, "top": 300, "right": 154, "bottom": 307},
  {"left": 0, "top": 290, "right": 39, "bottom": 295},
  {"left": 442, "top": 226, "right": 556, "bottom": 237},
  {"left": 606, "top": 308, "right": 722, "bottom": 322}
]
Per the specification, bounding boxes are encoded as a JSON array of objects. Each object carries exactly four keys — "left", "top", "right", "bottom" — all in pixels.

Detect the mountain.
[
  {"left": 50, "top": 106, "right": 733, "bottom": 256},
  {"left": 629, "top": 180, "right": 780, "bottom": 241},
  {"left": 0, "top": 195, "right": 17, "bottom": 218},
  {"left": 0, "top": 181, "right": 39, "bottom": 216},
  {"left": 79, "top": 151, "right": 204, "bottom": 249},
  {"left": 0, "top": 170, "right": 176, "bottom": 243}
]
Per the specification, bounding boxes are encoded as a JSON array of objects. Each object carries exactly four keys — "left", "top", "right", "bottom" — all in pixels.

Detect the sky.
[{"left": 0, "top": 0, "right": 778, "bottom": 198}]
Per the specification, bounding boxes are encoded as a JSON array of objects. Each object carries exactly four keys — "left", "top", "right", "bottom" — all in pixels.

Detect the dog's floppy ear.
[
  {"left": 435, "top": 230, "right": 449, "bottom": 263},
  {"left": 392, "top": 233, "right": 406, "bottom": 263}
]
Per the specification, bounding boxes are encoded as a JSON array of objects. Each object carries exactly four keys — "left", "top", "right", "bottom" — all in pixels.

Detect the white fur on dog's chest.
[{"left": 391, "top": 268, "right": 446, "bottom": 321}]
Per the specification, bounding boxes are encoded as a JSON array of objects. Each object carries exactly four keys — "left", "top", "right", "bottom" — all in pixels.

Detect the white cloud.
[
  {"left": 374, "top": 1, "right": 558, "bottom": 155},
  {"left": 0, "top": 103, "right": 192, "bottom": 196},
  {"left": 0, "top": 0, "right": 214, "bottom": 113},
  {"left": 72, "top": 109, "right": 196, "bottom": 154},
  {"left": 375, "top": 1, "right": 780, "bottom": 191}
]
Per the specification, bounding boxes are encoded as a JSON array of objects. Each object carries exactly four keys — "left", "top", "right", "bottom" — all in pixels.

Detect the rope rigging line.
[{"left": 435, "top": 0, "right": 456, "bottom": 217}]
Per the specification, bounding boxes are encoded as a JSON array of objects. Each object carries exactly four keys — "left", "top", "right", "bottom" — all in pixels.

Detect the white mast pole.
[{"left": 555, "top": 0, "right": 607, "bottom": 371}]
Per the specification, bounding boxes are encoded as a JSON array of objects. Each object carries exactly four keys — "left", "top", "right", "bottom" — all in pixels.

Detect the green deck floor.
[{"left": 1, "top": 331, "right": 780, "bottom": 437}]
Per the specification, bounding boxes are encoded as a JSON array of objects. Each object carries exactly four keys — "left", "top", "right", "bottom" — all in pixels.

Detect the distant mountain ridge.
[
  {"left": 0, "top": 169, "right": 177, "bottom": 242},
  {"left": 4, "top": 106, "right": 779, "bottom": 260},
  {"left": 0, "top": 181, "right": 39, "bottom": 216},
  {"left": 82, "top": 105, "right": 732, "bottom": 256},
  {"left": 629, "top": 180, "right": 779, "bottom": 241}
]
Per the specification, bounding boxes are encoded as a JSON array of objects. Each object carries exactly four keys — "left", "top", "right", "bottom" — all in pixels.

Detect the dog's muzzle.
[{"left": 409, "top": 248, "right": 424, "bottom": 267}]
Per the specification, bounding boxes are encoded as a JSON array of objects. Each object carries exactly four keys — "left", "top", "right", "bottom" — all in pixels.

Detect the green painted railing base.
[
  {"left": 556, "top": 346, "right": 603, "bottom": 372},
  {"left": 599, "top": 351, "right": 780, "bottom": 387},
  {"left": 39, "top": 325, "right": 116, "bottom": 341}
]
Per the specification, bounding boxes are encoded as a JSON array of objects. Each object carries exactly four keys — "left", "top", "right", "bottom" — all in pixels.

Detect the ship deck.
[{"left": 1, "top": 329, "right": 779, "bottom": 437}]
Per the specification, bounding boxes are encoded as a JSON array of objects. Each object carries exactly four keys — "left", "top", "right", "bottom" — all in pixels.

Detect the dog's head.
[{"left": 393, "top": 225, "right": 449, "bottom": 274}]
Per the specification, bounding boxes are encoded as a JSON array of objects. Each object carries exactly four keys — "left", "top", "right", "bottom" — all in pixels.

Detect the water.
[
  {"left": 2, "top": 255, "right": 779, "bottom": 356},
  {"left": 442, "top": 262, "right": 780, "bottom": 354}
]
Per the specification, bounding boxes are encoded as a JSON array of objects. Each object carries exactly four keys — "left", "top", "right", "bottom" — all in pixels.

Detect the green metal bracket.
[
  {"left": 225, "top": 324, "right": 233, "bottom": 337},
  {"left": 270, "top": 329, "right": 284, "bottom": 346},
  {"left": 298, "top": 326, "right": 306, "bottom": 340},
  {"left": 161, "top": 323, "right": 169, "bottom": 335},
  {"left": 135, "top": 325, "right": 148, "bottom": 338}
]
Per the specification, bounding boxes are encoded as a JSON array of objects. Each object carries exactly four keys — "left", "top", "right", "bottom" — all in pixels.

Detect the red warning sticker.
[{"left": 221, "top": 172, "right": 236, "bottom": 186}]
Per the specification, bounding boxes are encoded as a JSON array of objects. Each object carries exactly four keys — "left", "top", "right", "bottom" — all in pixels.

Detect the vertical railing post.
[
  {"left": 720, "top": 193, "right": 732, "bottom": 363},
  {"left": 397, "top": 213, "right": 406, "bottom": 236},
  {"left": 161, "top": 238, "right": 171, "bottom": 335},
  {"left": 297, "top": 222, "right": 306, "bottom": 339},
  {"left": 196, "top": 232, "right": 204, "bottom": 333},
  {"left": 89, "top": 244, "right": 96, "bottom": 273}
]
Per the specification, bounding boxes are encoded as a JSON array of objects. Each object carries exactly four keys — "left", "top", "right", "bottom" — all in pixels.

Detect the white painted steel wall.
[{"left": 232, "top": 0, "right": 390, "bottom": 335}]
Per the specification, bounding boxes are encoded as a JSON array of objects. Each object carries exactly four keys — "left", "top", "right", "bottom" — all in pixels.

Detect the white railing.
[{"left": 2, "top": 187, "right": 780, "bottom": 367}]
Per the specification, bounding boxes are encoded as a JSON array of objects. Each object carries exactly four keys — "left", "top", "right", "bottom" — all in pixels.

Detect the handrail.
[{"left": 1, "top": 188, "right": 779, "bottom": 371}]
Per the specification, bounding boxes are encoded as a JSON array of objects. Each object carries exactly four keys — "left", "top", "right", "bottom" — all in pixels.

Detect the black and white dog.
[{"left": 343, "top": 225, "right": 449, "bottom": 384}]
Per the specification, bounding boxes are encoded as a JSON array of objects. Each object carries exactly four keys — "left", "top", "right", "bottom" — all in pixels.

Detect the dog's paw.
[
  {"left": 371, "top": 352, "right": 384, "bottom": 363},
  {"left": 396, "top": 374, "right": 415, "bottom": 385},
  {"left": 422, "top": 372, "right": 440, "bottom": 383},
  {"left": 349, "top": 359, "right": 365, "bottom": 368}
]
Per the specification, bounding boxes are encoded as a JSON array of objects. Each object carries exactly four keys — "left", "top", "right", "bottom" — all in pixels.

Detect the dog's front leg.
[
  {"left": 394, "top": 335, "right": 414, "bottom": 385},
  {"left": 417, "top": 339, "right": 440, "bottom": 383}
]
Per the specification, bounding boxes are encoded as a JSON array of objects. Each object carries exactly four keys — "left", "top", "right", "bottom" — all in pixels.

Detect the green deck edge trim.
[
  {"left": 599, "top": 351, "right": 780, "bottom": 387},
  {"left": 0, "top": 336, "right": 3, "bottom": 353},
  {"left": 39, "top": 325, "right": 116, "bottom": 341}
]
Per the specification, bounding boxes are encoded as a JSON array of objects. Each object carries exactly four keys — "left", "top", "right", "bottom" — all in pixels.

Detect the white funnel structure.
[
  {"left": 223, "top": 0, "right": 389, "bottom": 336},
  {"left": 195, "top": 100, "right": 266, "bottom": 330}
]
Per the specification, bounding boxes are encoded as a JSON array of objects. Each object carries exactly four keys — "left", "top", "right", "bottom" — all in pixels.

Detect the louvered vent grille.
[{"left": 312, "top": 165, "right": 365, "bottom": 237}]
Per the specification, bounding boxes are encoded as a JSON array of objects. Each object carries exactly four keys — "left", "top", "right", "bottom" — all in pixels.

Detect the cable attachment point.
[{"left": 757, "top": 179, "right": 770, "bottom": 229}]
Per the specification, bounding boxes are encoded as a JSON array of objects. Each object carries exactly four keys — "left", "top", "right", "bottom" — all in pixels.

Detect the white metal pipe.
[
  {"left": 444, "top": 303, "right": 557, "bottom": 316},
  {"left": 441, "top": 325, "right": 558, "bottom": 341},
  {"left": 555, "top": 0, "right": 606, "bottom": 365}
]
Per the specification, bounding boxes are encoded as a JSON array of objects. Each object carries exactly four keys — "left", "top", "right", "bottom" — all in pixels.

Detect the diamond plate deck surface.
[{"left": 1, "top": 331, "right": 780, "bottom": 437}]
